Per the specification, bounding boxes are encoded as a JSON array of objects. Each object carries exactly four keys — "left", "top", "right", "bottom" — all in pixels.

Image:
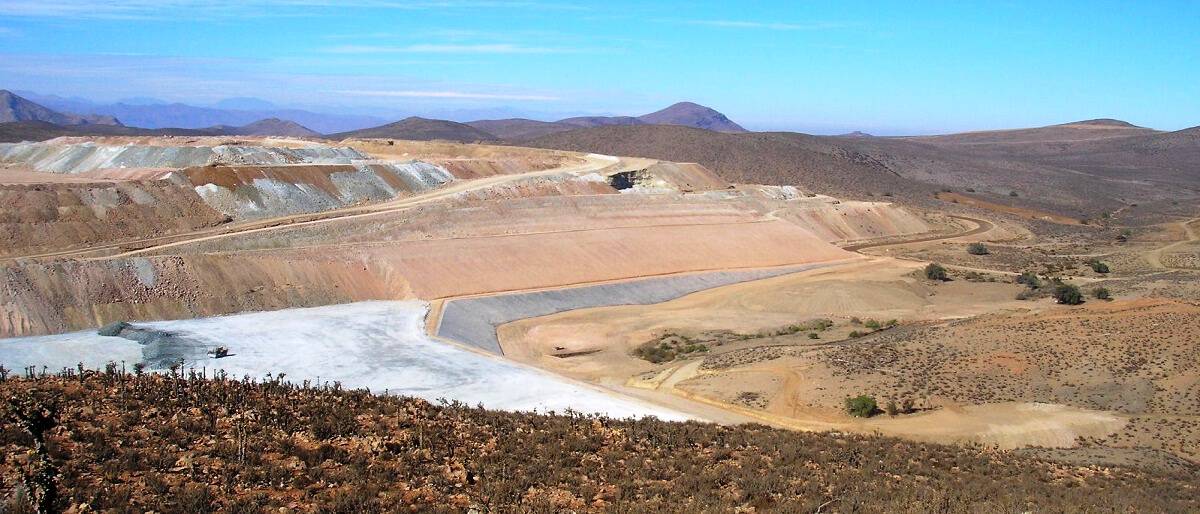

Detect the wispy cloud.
[
  {"left": 681, "top": 19, "right": 852, "bottom": 31},
  {"left": 334, "top": 89, "right": 560, "bottom": 101},
  {"left": 0, "top": 1, "right": 586, "bottom": 20},
  {"left": 324, "top": 43, "right": 566, "bottom": 54}
]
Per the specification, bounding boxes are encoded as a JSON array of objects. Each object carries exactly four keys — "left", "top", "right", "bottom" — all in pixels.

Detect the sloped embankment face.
[
  {"left": 780, "top": 200, "right": 931, "bottom": 242},
  {"left": 1, "top": 216, "right": 854, "bottom": 337},
  {"left": 0, "top": 179, "right": 229, "bottom": 258}
]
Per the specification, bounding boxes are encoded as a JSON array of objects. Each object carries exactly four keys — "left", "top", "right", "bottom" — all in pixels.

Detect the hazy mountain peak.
[{"left": 1, "top": 89, "right": 122, "bottom": 126}]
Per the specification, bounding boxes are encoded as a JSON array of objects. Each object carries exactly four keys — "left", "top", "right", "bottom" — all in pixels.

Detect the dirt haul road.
[{"left": 2, "top": 152, "right": 631, "bottom": 263}]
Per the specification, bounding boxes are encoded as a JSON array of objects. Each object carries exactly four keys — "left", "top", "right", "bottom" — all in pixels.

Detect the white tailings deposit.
[
  {"left": 437, "top": 262, "right": 848, "bottom": 355},
  {"left": 0, "top": 301, "right": 686, "bottom": 420},
  {"left": 0, "top": 141, "right": 365, "bottom": 174}
]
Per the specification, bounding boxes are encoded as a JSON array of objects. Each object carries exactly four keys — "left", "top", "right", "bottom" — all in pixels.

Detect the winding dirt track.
[
  {"left": 1, "top": 153, "right": 628, "bottom": 263},
  {"left": 1143, "top": 217, "right": 1200, "bottom": 270}
]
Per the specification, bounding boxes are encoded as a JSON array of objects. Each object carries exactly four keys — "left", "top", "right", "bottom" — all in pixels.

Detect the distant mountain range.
[
  {"left": 1, "top": 90, "right": 122, "bottom": 126},
  {"left": 465, "top": 102, "right": 747, "bottom": 140},
  {"left": 13, "top": 90, "right": 385, "bottom": 134},
  {"left": 3, "top": 90, "right": 751, "bottom": 143},
  {"left": 0, "top": 91, "right": 328, "bottom": 142}
]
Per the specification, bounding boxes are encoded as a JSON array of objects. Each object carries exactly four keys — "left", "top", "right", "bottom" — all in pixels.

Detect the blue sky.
[{"left": 0, "top": 1, "right": 1197, "bottom": 134}]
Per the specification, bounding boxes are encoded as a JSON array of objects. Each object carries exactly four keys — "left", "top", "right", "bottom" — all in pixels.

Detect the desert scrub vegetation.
[
  {"left": 1054, "top": 283, "right": 1084, "bottom": 305},
  {"left": 1087, "top": 259, "right": 1111, "bottom": 274},
  {"left": 762, "top": 318, "right": 834, "bottom": 337},
  {"left": 923, "top": 262, "right": 947, "bottom": 281},
  {"left": 632, "top": 333, "right": 709, "bottom": 363},
  {"left": 844, "top": 395, "right": 878, "bottom": 418},
  {"left": 2, "top": 371, "right": 1196, "bottom": 513},
  {"left": 966, "top": 242, "right": 990, "bottom": 255}
]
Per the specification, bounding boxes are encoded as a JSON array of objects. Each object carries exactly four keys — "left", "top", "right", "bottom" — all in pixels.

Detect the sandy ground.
[{"left": 494, "top": 255, "right": 1137, "bottom": 448}]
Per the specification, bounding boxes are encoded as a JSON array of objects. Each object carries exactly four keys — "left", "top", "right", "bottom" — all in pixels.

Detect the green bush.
[
  {"left": 924, "top": 263, "right": 948, "bottom": 281},
  {"left": 1088, "top": 259, "right": 1110, "bottom": 273},
  {"left": 1054, "top": 283, "right": 1084, "bottom": 305},
  {"left": 864, "top": 319, "right": 881, "bottom": 330},
  {"left": 1093, "top": 287, "right": 1111, "bottom": 300},
  {"left": 845, "top": 395, "right": 878, "bottom": 418},
  {"left": 1016, "top": 271, "right": 1041, "bottom": 289},
  {"left": 967, "top": 242, "right": 990, "bottom": 255}
]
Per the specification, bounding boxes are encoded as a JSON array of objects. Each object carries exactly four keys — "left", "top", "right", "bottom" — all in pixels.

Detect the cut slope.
[{"left": 330, "top": 116, "right": 499, "bottom": 142}]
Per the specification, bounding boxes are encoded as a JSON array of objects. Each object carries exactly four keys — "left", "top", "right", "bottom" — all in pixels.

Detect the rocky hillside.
[
  {"left": 526, "top": 124, "right": 931, "bottom": 201},
  {"left": 1, "top": 373, "right": 1195, "bottom": 513},
  {"left": 527, "top": 123, "right": 1200, "bottom": 222}
]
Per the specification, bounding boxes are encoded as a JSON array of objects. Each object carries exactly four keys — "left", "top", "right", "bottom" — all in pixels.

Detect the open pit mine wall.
[
  {"left": 0, "top": 142, "right": 367, "bottom": 174},
  {"left": 0, "top": 219, "right": 853, "bottom": 338}
]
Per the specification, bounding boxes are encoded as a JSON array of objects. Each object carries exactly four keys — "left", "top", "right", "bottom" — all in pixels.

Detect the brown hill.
[
  {"left": 2, "top": 373, "right": 1194, "bottom": 513},
  {"left": 525, "top": 124, "right": 929, "bottom": 199},
  {"left": 527, "top": 123, "right": 1200, "bottom": 221},
  {"left": 207, "top": 118, "right": 321, "bottom": 137},
  {"left": 909, "top": 119, "right": 1157, "bottom": 145},
  {"left": 638, "top": 101, "right": 747, "bottom": 132},
  {"left": 329, "top": 116, "right": 499, "bottom": 142},
  {"left": 0, "top": 90, "right": 121, "bottom": 126},
  {"left": 466, "top": 118, "right": 573, "bottom": 140}
]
